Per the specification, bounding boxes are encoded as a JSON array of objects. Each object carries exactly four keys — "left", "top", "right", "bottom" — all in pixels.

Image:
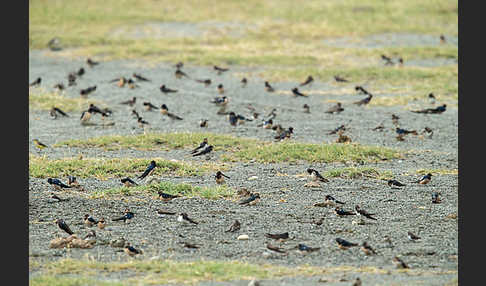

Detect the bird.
[
  {"left": 195, "top": 79, "right": 211, "bottom": 87},
  {"left": 83, "top": 229, "right": 97, "bottom": 240},
  {"left": 191, "top": 138, "right": 209, "bottom": 154},
  {"left": 398, "top": 57, "right": 404, "bottom": 66},
  {"left": 327, "top": 124, "right": 346, "bottom": 135},
  {"left": 387, "top": 179, "right": 406, "bottom": 188},
  {"left": 355, "top": 205, "right": 377, "bottom": 220},
  {"left": 325, "top": 102, "right": 344, "bottom": 114},
  {"left": 297, "top": 243, "right": 320, "bottom": 252},
  {"left": 97, "top": 218, "right": 106, "bottom": 229},
  {"left": 124, "top": 244, "right": 142, "bottom": 256},
  {"left": 174, "top": 62, "right": 184, "bottom": 69},
  {"left": 192, "top": 145, "right": 213, "bottom": 157},
  {"left": 199, "top": 119, "right": 208, "bottom": 128},
  {"left": 126, "top": 78, "right": 139, "bottom": 89},
  {"left": 354, "top": 94, "right": 372, "bottom": 106},
  {"left": 228, "top": 112, "right": 238, "bottom": 126},
  {"left": 241, "top": 78, "right": 247, "bottom": 87},
  {"left": 137, "top": 117, "right": 150, "bottom": 129},
  {"left": 49, "top": 107, "right": 69, "bottom": 119},
  {"left": 175, "top": 69, "right": 190, "bottom": 79},
  {"left": 76, "top": 68, "right": 85, "bottom": 77},
  {"left": 112, "top": 209, "right": 135, "bottom": 223},
  {"left": 335, "top": 238, "right": 358, "bottom": 250},
  {"left": 47, "top": 37, "right": 62, "bottom": 51},
  {"left": 214, "top": 65, "right": 229, "bottom": 75},
  {"left": 138, "top": 161, "right": 156, "bottom": 179},
  {"left": 225, "top": 220, "right": 241, "bottom": 232},
  {"left": 325, "top": 195, "right": 345, "bottom": 205},
  {"left": 334, "top": 75, "right": 349, "bottom": 82},
  {"left": 300, "top": 75, "right": 314, "bottom": 87},
  {"left": 259, "top": 119, "right": 273, "bottom": 129},
  {"left": 50, "top": 194, "right": 64, "bottom": 202},
  {"left": 291, "top": 87, "right": 306, "bottom": 97},
  {"left": 86, "top": 58, "right": 99, "bottom": 67},
  {"left": 432, "top": 192, "right": 441, "bottom": 204},
  {"left": 68, "top": 176, "right": 80, "bottom": 187},
  {"left": 217, "top": 84, "right": 224, "bottom": 94},
  {"left": 381, "top": 54, "right": 394, "bottom": 65},
  {"left": 30, "top": 77, "right": 41, "bottom": 87},
  {"left": 68, "top": 74, "right": 77, "bottom": 86},
  {"left": 120, "top": 97, "right": 136, "bottom": 107},
  {"left": 265, "top": 81, "right": 275, "bottom": 92},
  {"left": 355, "top": 86, "right": 371, "bottom": 95},
  {"left": 160, "top": 85, "right": 178, "bottom": 94},
  {"left": 267, "top": 243, "right": 287, "bottom": 253},
  {"left": 84, "top": 214, "right": 98, "bottom": 227},
  {"left": 53, "top": 83, "right": 65, "bottom": 91},
  {"left": 132, "top": 109, "right": 140, "bottom": 119},
  {"left": 411, "top": 104, "right": 447, "bottom": 114},
  {"left": 307, "top": 168, "right": 329, "bottom": 183},
  {"left": 47, "top": 178, "right": 71, "bottom": 191},
  {"left": 396, "top": 127, "right": 418, "bottom": 136},
  {"left": 372, "top": 122, "right": 385, "bottom": 131},
  {"left": 361, "top": 242, "right": 377, "bottom": 255},
  {"left": 143, "top": 102, "right": 159, "bottom": 111},
  {"left": 303, "top": 104, "right": 310, "bottom": 113},
  {"left": 160, "top": 104, "right": 183, "bottom": 120},
  {"left": 274, "top": 127, "right": 294, "bottom": 141},
  {"left": 80, "top": 86, "right": 97, "bottom": 97},
  {"left": 407, "top": 231, "right": 421, "bottom": 241},
  {"left": 239, "top": 193, "right": 260, "bottom": 205},
  {"left": 440, "top": 34, "right": 446, "bottom": 44},
  {"left": 211, "top": 96, "right": 229, "bottom": 106},
  {"left": 428, "top": 93, "right": 436, "bottom": 104},
  {"left": 56, "top": 219, "right": 74, "bottom": 235},
  {"left": 80, "top": 109, "right": 93, "bottom": 123},
  {"left": 33, "top": 139, "right": 48, "bottom": 150},
  {"left": 265, "top": 232, "right": 289, "bottom": 240},
  {"left": 158, "top": 191, "right": 180, "bottom": 201},
  {"left": 177, "top": 213, "right": 198, "bottom": 224},
  {"left": 121, "top": 177, "right": 138, "bottom": 187},
  {"left": 336, "top": 130, "right": 352, "bottom": 143},
  {"left": 334, "top": 207, "right": 355, "bottom": 217},
  {"left": 181, "top": 242, "right": 200, "bottom": 249},
  {"left": 392, "top": 256, "right": 409, "bottom": 269},
  {"left": 415, "top": 173, "right": 432, "bottom": 184},
  {"left": 352, "top": 277, "right": 362, "bottom": 286},
  {"left": 266, "top": 108, "right": 277, "bottom": 119},
  {"left": 215, "top": 171, "right": 230, "bottom": 184},
  {"left": 157, "top": 209, "right": 176, "bottom": 216}
]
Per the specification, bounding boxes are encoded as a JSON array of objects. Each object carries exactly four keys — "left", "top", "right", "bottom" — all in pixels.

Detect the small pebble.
[
  {"left": 248, "top": 176, "right": 258, "bottom": 181},
  {"left": 237, "top": 234, "right": 249, "bottom": 240}
]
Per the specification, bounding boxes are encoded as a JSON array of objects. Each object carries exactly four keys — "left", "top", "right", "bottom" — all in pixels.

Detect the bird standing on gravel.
[
  {"left": 415, "top": 173, "right": 432, "bottom": 185},
  {"left": 49, "top": 107, "right": 69, "bottom": 119},
  {"left": 241, "top": 78, "right": 247, "bottom": 87},
  {"left": 354, "top": 94, "right": 372, "bottom": 106},
  {"left": 177, "top": 213, "right": 199, "bottom": 225},
  {"left": 112, "top": 209, "right": 135, "bottom": 223},
  {"left": 265, "top": 232, "right": 289, "bottom": 240},
  {"left": 432, "top": 192, "right": 441, "bottom": 204},
  {"left": 84, "top": 214, "right": 98, "bottom": 227},
  {"left": 387, "top": 179, "right": 406, "bottom": 188},
  {"left": 307, "top": 168, "right": 329, "bottom": 183},
  {"left": 303, "top": 104, "right": 310, "bottom": 113},
  {"left": 265, "top": 81, "right": 275, "bottom": 92},
  {"left": 190, "top": 138, "right": 209, "bottom": 154},
  {"left": 121, "top": 177, "right": 138, "bottom": 187},
  {"left": 124, "top": 244, "right": 143, "bottom": 256},
  {"left": 175, "top": 69, "right": 190, "bottom": 79},
  {"left": 361, "top": 242, "right": 377, "bottom": 255},
  {"left": 56, "top": 219, "right": 74, "bottom": 235},
  {"left": 86, "top": 58, "right": 99, "bottom": 67},
  {"left": 143, "top": 102, "right": 158, "bottom": 111},
  {"left": 325, "top": 195, "right": 345, "bottom": 206},
  {"left": 225, "top": 220, "right": 241, "bottom": 232},
  {"left": 355, "top": 205, "right": 377, "bottom": 220},
  {"left": 411, "top": 104, "right": 447, "bottom": 114},
  {"left": 158, "top": 191, "right": 180, "bottom": 201},
  {"left": 80, "top": 86, "right": 97, "bottom": 98},
  {"left": 120, "top": 97, "right": 136, "bottom": 107},
  {"left": 239, "top": 193, "right": 260, "bottom": 205},
  {"left": 392, "top": 256, "right": 409, "bottom": 269},
  {"left": 334, "top": 207, "right": 355, "bottom": 217},
  {"left": 192, "top": 145, "right": 213, "bottom": 157},
  {"left": 300, "top": 75, "right": 314, "bottom": 87},
  {"left": 215, "top": 171, "right": 230, "bottom": 184},
  {"left": 47, "top": 178, "right": 72, "bottom": 191},
  {"left": 138, "top": 160, "right": 156, "bottom": 180},
  {"left": 33, "top": 139, "right": 48, "bottom": 151},
  {"left": 297, "top": 243, "right": 320, "bottom": 252},
  {"left": 160, "top": 104, "right": 183, "bottom": 120},
  {"left": 195, "top": 79, "right": 212, "bottom": 87},
  {"left": 334, "top": 75, "right": 349, "bottom": 82},
  {"left": 29, "top": 77, "right": 41, "bottom": 87},
  {"left": 336, "top": 238, "right": 358, "bottom": 250},
  {"left": 97, "top": 218, "right": 106, "bottom": 229},
  {"left": 325, "top": 102, "right": 344, "bottom": 114},
  {"left": 291, "top": 87, "right": 307, "bottom": 97},
  {"left": 217, "top": 84, "right": 225, "bottom": 94},
  {"left": 214, "top": 65, "right": 229, "bottom": 75},
  {"left": 407, "top": 231, "right": 421, "bottom": 241},
  {"left": 160, "top": 85, "right": 178, "bottom": 94},
  {"left": 133, "top": 73, "right": 151, "bottom": 82}
]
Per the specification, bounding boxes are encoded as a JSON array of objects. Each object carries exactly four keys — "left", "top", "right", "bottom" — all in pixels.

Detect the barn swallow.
[
  {"left": 325, "top": 195, "right": 345, "bottom": 205},
  {"left": 297, "top": 243, "right": 320, "bottom": 252},
  {"left": 355, "top": 86, "right": 371, "bottom": 95},
  {"left": 138, "top": 117, "right": 150, "bottom": 128},
  {"left": 381, "top": 54, "right": 394, "bottom": 65},
  {"left": 86, "top": 58, "right": 99, "bottom": 67},
  {"left": 181, "top": 242, "right": 200, "bottom": 249},
  {"left": 120, "top": 97, "right": 136, "bottom": 107},
  {"left": 157, "top": 209, "right": 176, "bottom": 216},
  {"left": 325, "top": 102, "right": 344, "bottom": 114},
  {"left": 411, "top": 104, "right": 446, "bottom": 114},
  {"left": 97, "top": 218, "right": 106, "bottom": 229},
  {"left": 415, "top": 173, "right": 432, "bottom": 184},
  {"left": 195, "top": 79, "right": 212, "bottom": 87},
  {"left": 80, "top": 110, "right": 93, "bottom": 123},
  {"left": 192, "top": 145, "right": 213, "bottom": 157},
  {"left": 432, "top": 192, "right": 441, "bottom": 203},
  {"left": 158, "top": 191, "right": 180, "bottom": 201},
  {"left": 233, "top": 113, "right": 252, "bottom": 125},
  {"left": 47, "top": 178, "right": 72, "bottom": 191},
  {"left": 267, "top": 243, "right": 287, "bottom": 253},
  {"left": 334, "top": 75, "right": 349, "bottom": 82},
  {"left": 241, "top": 77, "right": 247, "bottom": 87},
  {"left": 80, "top": 86, "right": 97, "bottom": 97},
  {"left": 51, "top": 193, "right": 64, "bottom": 202},
  {"left": 361, "top": 242, "right": 377, "bottom": 255},
  {"left": 126, "top": 78, "right": 139, "bottom": 89},
  {"left": 139, "top": 160, "right": 156, "bottom": 179},
  {"left": 428, "top": 93, "right": 436, "bottom": 105},
  {"left": 217, "top": 84, "right": 225, "bottom": 94},
  {"left": 372, "top": 122, "right": 385, "bottom": 131},
  {"left": 175, "top": 62, "right": 184, "bottom": 69},
  {"left": 50, "top": 107, "right": 69, "bottom": 119},
  {"left": 352, "top": 277, "right": 362, "bottom": 286},
  {"left": 84, "top": 214, "right": 98, "bottom": 227},
  {"left": 132, "top": 109, "right": 140, "bottom": 119},
  {"left": 211, "top": 96, "right": 229, "bottom": 106},
  {"left": 175, "top": 69, "right": 190, "bottom": 79},
  {"left": 142, "top": 102, "right": 158, "bottom": 111},
  {"left": 334, "top": 207, "right": 355, "bottom": 217},
  {"left": 327, "top": 124, "right": 346, "bottom": 135},
  {"left": 266, "top": 108, "right": 277, "bottom": 119},
  {"left": 53, "top": 83, "right": 65, "bottom": 91},
  {"left": 272, "top": 124, "right": 284, "bottom": 135},
  {"left": 265, "top": 81, "right": 275, "bottom": 92},
  {"left": 440, "top": 34, "right": 446, "bottom": 44},
  {"left": 387, "top": 179, "right": 406, "bottom": 188},
  {"left": 391, "top": 114, "right": 400, "bottom": 126},
  {"left": 131, "top": 73, "right": 150, "bottom": 82},
  {"left": 84, "top": 229, "right": 97, "bottom": 240},
  {"left": 398, "top": 57, "right": 404, "bottom": 66},
  {"left": 47, "top": 37, "right": 61, "bottom": 51},
  {"left": 177, "top": 213, "right": 199, "bottom": 224},
  {"left": 307, "top": 168, "right": 329, "bottom": 182},
  {"left": 112, "top": 209, "right": 135, "bottom": 222},
  {"left": 121, "top": 177, "right": 138, "bottom": 187},
  {"left": 252, "top": 112, "right": 260, "bottom": 119},
  {"left": 68, "top": 176, "right": 80, "bottom": 187},
  {"left": 76, "top": 68, "right": 85, "bottom": 77},
  {"left": 336, "top": 130, "right": 352, "bottom": 143},
  {"left": 336, "top": 238, "right": 358, "bottom": 250},
  {"left": 239, "top": 193, "right": 260, "bottom": 205},
  {"left": 191, "top": 138, "right": 209, "bottom": 154},
  {"left": 355, "top": 205, "right": 377, "bottom": 220},
  {"left": 68, "top": 73, "right": 77, "bottom": 86},
  {"left": 291, "top": 87, "right": 306, "bottom": 97},
  {"left": 300, "top": 75, "right": 314, "bottom": 87},
  {"left": 124, "top": 244, "right": 142, "bottom": 256},
  {"left": 274, "top": 127, "right": 294, "bottom": 141},
  {"left": 228, "top": 112, "right": 238, "bottom": 126},
  {"left": 258, "top": 119, "right": 273, "bottom": 129},
  {"left": 422, "top": 127, "right": 433, "bottom": 138},
  {"left": 215, "top": 171, "right": 230, "bottom": 184},
  {"left": 407, "top": 231, "right": 421, "bottom": 241},
  {"left": 392, "top": 256, "right": 409, "bottom": 269},
  {"left": 30, "top": 77, "right": 41, "bottom": 87},
  {"left": 265, "top": 232, "right": 289, "bottom": 240},
  {"left": 112, "top": 77, "right": 127, "bottom": 87},
  {"left": 33, "top": 139, "right": 48, "bottom": 150},
  {"left": 160, "top": 85, "right": 178, "bottom": 94},
  {"left": 56, "top": 219, "right": 74, "bottom": 235},
  {"left": 160, "top": 104, "right": 183, "bottom": 120},
  {"left": 225, "top": 220, "right": 240, "bottom": 232},
  {"left": 354, "top": 94, "right": 372, "bottom": 106},
  {"left": 214, "top": 65, "right": 229, "bottom": 75},
  {"left": 303, "top": 104, "right": 310, "bottom": 113},
  {"left": 396, "top": 127, "right": 418, "bottom": 136}
]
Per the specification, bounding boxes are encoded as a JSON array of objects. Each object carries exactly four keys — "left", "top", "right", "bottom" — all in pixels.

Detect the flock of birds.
[{"left": 30, "top": 38, "right": 450, "bottom": 284}]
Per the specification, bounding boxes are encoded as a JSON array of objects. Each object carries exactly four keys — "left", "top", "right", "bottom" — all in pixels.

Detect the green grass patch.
[
  {"left": 324, "top": 167, "right": 392, "bottom": 180},
  {"left": 29, "top": 88, "right": 102, "bottom": 112},
  {"left": 29, "top": 155, "right": 222, "bottom": 180},
  {"left": 414, "top": 168, "right": 458, "bottom": 175}
]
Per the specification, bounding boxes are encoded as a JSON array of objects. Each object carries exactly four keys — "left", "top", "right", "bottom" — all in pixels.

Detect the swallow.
[
  {"left": 124, "top": 244, "right": 142, "bottom": 256},
  {"left": 354, "top": 94, "right": 372, "bottom": 106},
  {"left": 138, "top": 160, "right": 156, "bottom": 179},
  {"left": 415, "top": 173, "right": 432, "bottom": 184},
  {"left": 300, "top": 75, "right": 314, "bottom": 87},
  {"left": 214, "top": 65, "right": 229, "bottom": 75},
  {"left": 372, "top": 122, "right": 385, "bottom": 131},
  {"left": 252, "top": 112, "right": 259, "bottom": 119},
  {"left": 411, "top": 104, "right": 447, "bottom": 114},
  {"left": 291, "top": 87, "right": 306, "bottom": 97},
  {"left": 398, "top": 57, "right": 404, "bottom": 66},
  {"left": 387, "top": 179, "right": 406, "bottom": 188},
  {"left": 160, "top": 104, "right": 183, "bottom": 120},
  {"left": 56, "top": 219, "right": 74, "bottom": 235},
  {"left": 334, "top": 75, "right": 349, "bottom": 82},
  {"left": 191, "top": 138, "right": 209, "bottom": 154},
  {"left": 303, "top": 104, "right": 310, "bottom": 113},
  {"left": 47, "top": 37, "right": 61, "bottom": 51},
  {"left": 177, "top": 213, "right": 198, "bottom": 224},
  {"left": 396, "top": 127, "right": 418, "bottom": 136},
  {"left": 225, "top": 220, "right": 241, "bottom": 232},
  {"left": 76, "top": 68, "right": 85, "bottom": 77},
  {"left": 391, "top": 114, "right": 400, "bottom": 126},
  {"left": 265, "top": 232, "right": 289, "bottom": 240},
  {"left": 112, "top": 209, "right": 135, "bottom": 223},
  {"left": 158, "top": 191, "right": 180, "bottom": 201},
  {"left": 440, "top": 34, "right": 446, "bottom": 44},
  {"left": 84, "top": 214, "right": 98, "bottom": 227},
  {"left": 132, "top": 73, "right": 150, "bottom": 82},
  {"left": 211, "top": 96, "right": 229, "bottom": 106},
  {"left": 274, "top": 127, "right": 294, "bottom": 141},
  {"left": 195, "top": 79, "right": 211, "bottom": 87},
  {"left": 307, "top": 168, "right": 329, "bottom": 183},
  {"left": 126, "top": 78, "right": 139, "bottom": 89},
  {"left": 181, "top": 242, "right": 200, "bottom": 249},
  {"left": 355, "top": 205, "right": 377, "bottom": 220},
  {"left": 327, "top": 124, "right": 346, "bottom": 135},
  {"left": 334, "top": 207, "right": 355, "bottom": 217},
  {"left": 407, "top": 231, "right": 421, "bottom": 241},
  {"left": 241, "top": 77, "right": 247, "bottom": 87},
  {"left": 235, "top": 113, "right": 253, "bottom": 124},
  {"left": 97, "top": 218, "right": 106, "bottom": 229},
  {"left": 265, "top": 81, "right": 275, "bottom": 92},
  {"left": 258, "top": 119, "right": 273, "bottom": 129},
  {"left": 217, "top": 84, "right": 225, "bottom": 94},
  {"left": 30, "top": 77, "right": 41, "bottom": 87},
  {"left": 422, "top": 127, "right": 434, "bottom": 138},
  {"left": 160, "top": 85, "right": 178, "bottom": 94},
  {"left": 239, "top": 193, "right": 260, "bottom": 205},
  {"left": 80, "top": 110, "right": 93, "bottom": 123},
  {"left": 175, "top": 69, "right": 190, "bottom": 79},
  {"left": 266, "top": 108, "right": 277, "bottom": 119},
  {"left": 157, "top": 209, "right": 176, "bottom": 216},
  {"left": 85, "top": 58, "right": 99, "bottom": 67},
  {"left": 272, "top": 124, "right": 284, "bottom": 135},
  {"left": 355, "top": 86, "right": 371, "bottom": 95},
  {"left": 141, "top": 102, "right": 157, "bottom": 112},
  {"left": 392, "top": 256, "right": 409, "bottom": 269},
  {"left": 215, "top": 171, "right": 230, "bottom": 184},
  {"left": 428, "top": 93, "right": 436, "bottom": 104},
  {"left": 432, "top": 192, "right": 441, "bottom": 203},
  {"left": 352, "top": 277, "right": 362, "bottom": 286},
  {"left": 381, "top": 54, "right": 394, "bottom": 65},
  {"left": 175, "top": 62, "right": 184, "bottom": 69},
  {"left": 83, "top": 229, "right": 97, "bottom": 240},
  {"left": 80, "top": 86, "right": 97, "bottom": 97},
  {"left": 336, "top": 238, "right": 358, "bottom": 250},
  {"left": 120, "top": 97, "right": 136, "bottom": 107},
  {"left": 68, "top": 176, "right": 80, "bottom": 187},
  {"left": 192, "top": 145, "right": 213, "bottom": 157},
  {"left": 51, "top": 193, "right": 64, "bottom": 202},
  {"left": 53, "top": 83, "right": 65, "bottom": 91},
  {"left": 361, "top": 242, "right": 377, "bottom": 255},
  {"left": 49, "top": 107, "right": 69, "bottom": 119},
  {"left": 132, "top": 109, "right": 140, "bottom": 119},
  {"left": 267, "top": 243, "right": 287, "bottom": 253},
  {"left": 68, "top": 73, "right": 77, "bottom": 86},
  {"left": 325, "top": 195, "right": 345, "bottom": 205},
  {"left": 297, "top": 243, "right": 320, "bottom": 252},
  {"left": 113, "top": 77, "right": 127, "bottom": 87},
  {"left": 228, "top": 112, "right": 238, "bottom": 126},
  {"left": 121, "top": 177, "right": 138, "bottom": 187},
  {"left": 336, "top": 130, "right": 352, "bottom": 143},
  {"left": 47, "top": 178, "right": 71, "bottom": 191},
  {"left": 33, "top": 139, "right": 48, "bottom": 150},
  {"left": 325, "top": 102, "right": 344, "bottom": 114},
  {"left": 138, "top": 117, "right": 150, "bottom": 128}
]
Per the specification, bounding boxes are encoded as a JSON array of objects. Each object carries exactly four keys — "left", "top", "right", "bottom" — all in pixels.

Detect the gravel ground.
[{"left": 29, "top": 50, "right": 458, "bottom": 285}]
